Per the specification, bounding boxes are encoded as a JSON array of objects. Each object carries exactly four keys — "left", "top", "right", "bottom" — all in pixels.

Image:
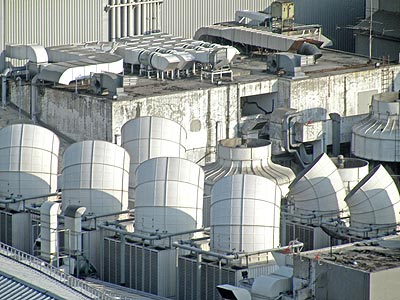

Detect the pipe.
[
  {"left": 115, "top": 0, "right": 121, "bottom": 38},
  {"left": 121, "top": 0, "right": 127, "bottom": 37},
  {"left": 110, "top": 0, "right": 116, "bottom": 41},
  {"left": 0, "top": 192, "right": 60, "bottom": 204},
  {"left": 172, "top": 240, "right": 304, "bottom": 261},
  {"left": 196, "top": 253, "right": 202, "bottom": 300},
  {"left": 97, "top": 223, "right": 208, "bottom": 241},
  {"left": 31, "top": 74, "right": 39, "bottom": 123},
  {"left": 282, "top": 112, "right": 302, "bottom": 153},
  {"left": 1, "top": 68, "right": 11, "bottom": 108},
  {"left": 126, "top": 0, "right": 132, "bottom": 36},
  {"left": 135, "top": 0, "right": 141, "bottom": 35},
  {"left": 141, "top": 1, "right": 147, "bottom": 34},
  {"left": 82, "top": 209, "right": 134, "bottom": 221}
]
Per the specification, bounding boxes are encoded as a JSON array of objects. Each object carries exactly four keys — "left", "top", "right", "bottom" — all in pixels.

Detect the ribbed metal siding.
[
  {"left": 0, "top": 274, "right": 56, "bottom": 300},
  {"left": 1, "top": 0, "right": 108, "bottom": 69},
  {"left": 160, "top": 0, "right": 273, "bottom": 38},
  {"left": 292, "top": 0, "right": 365, "bottom": 52}
]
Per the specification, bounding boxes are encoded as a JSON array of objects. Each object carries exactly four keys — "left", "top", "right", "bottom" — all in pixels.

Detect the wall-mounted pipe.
[
  {"left": 0, "top": 192, "right": 60, "bottom": 204},
  {"left": 1, "top": 68, "right": 11, "bottom": 108},
  {"left": 31, "top": 74, "right": 39, "bottom": 123},
  {"left": 172, "top": 240, "right": 304, "bottom": 261}
]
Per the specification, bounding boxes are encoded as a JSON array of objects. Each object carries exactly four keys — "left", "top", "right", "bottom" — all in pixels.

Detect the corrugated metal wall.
[
  {"left": 1, "top": 0, "right": 109, "bottom": 70},
  {"left": 160, "top": 0, "right": 273, "bottom": 39},
  {"left": 292, "top": 0, "right": 365, "bottom": 52}
]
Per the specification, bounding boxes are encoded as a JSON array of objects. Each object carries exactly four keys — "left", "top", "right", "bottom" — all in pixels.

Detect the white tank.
[
  {"left": 210, "top": 174, "right": 281, "bottom": 254},
  {"left": 135, "top": 157, "right": 203, "bottom": 239},
  {"left": 331, "top": 156, "right": 369, "bottom": 194},
  {"left": 345, "top": 165, "right": 400, "bottom": 237},
  {"left": 62, "top": 140, "right": 130, "bottom": 219},
  {"left": 0, "top": 124, "right": 59, "bottom": 210},
  {"left": 121, "top": 116, "right": 186, "bottom": 205},
  {"left": 287, "top": 153, "right": 348, "bottom": 221},
  {"left": 352, "top": 92, "right": 400, "bottom": 162},
  {"left": 203, "top": 138, "right": 295, "bottom": 227}
]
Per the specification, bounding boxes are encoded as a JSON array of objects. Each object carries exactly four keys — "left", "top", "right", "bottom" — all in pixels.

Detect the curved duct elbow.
[
  {"left": 287, "top": 153, "right": 347, "bottom": 220},
  {"left": 297, "top": 42, "right": 322, "bottom": 60},
  {"left": 345, "top": 165, "right": 400, "bottom": 235},
  {"left": 6, "top": 44, "right": 48, "bottom": 64}
]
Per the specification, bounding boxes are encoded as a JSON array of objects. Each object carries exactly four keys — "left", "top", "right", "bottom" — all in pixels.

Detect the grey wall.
[
  {"left": 293, "top": 0, "right": 365, "bottom": 52},
  {"left": 370, "top": 268, "right": 400, "bottom": 300},
  {"left": 355, "top": 34, "right": 400, "bottom": 62},
  {"left": 379, "top": 0, "right": 400, "bottom": 12},
  {"left": 160, "top": 0, "right": 272, "bottom": 39}
]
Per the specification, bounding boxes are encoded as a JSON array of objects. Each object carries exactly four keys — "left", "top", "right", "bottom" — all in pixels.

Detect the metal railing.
[{"left": 0, "top": 241, "right": 115, "bottom": 300}]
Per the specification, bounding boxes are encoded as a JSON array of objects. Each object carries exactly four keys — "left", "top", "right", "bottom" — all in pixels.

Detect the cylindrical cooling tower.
[
  {"left": 135, "top": 157, "right": 203, "bottom": 237},
  {"left": 210, "top": 174, "right": 281, "bottom": 253},
  {"left": 203, "top": 138, "right": 294, "bottom": 227},
  {"left": 121, "top": 116, "right": 186, "bottom": 205},
  {"left": 62, "top": 140, "right": 130, "bottom": 218},
  {"left": 0, "top": 124, "right": 59, "bottom": 210}
]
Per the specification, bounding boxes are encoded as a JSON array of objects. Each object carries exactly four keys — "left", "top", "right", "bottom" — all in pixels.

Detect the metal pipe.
[
  {"left": 121, "top": 0, "right": 127, "bottom": 37},
  {"left": 97, "top": 223, "right": 208, "bottom": 241},
  {"left": 127, "top": 0, "right": 133, "bottom": 36},
  {"left": 141, "top": 1, "right": 147, "bottom": 34},
  {"left": 115, "top": 0, "right": 121, "bottom": 38},
  {"left": 135, "top": 0, "right": 141, "bottom": 35},
  {"left": 83, "top": 209, "right": 134, "bottom": 221},
  {"left": 1, "top": 68, "right": 11, "bottom": 108},
  {"left": 120, "top": 235, "right": 126, "bottom": 285},
  {"left": 0, "top": 192, "right": 60, "bottom": 204},
  {"left": 172, "top": 241, "right": 304, "bottom": 261},
  {"left": 110, "top": 0, "right": 116, "bottom": 41},
  {"left": 196, "top": 253, "right": 202, "bottom": 300}
]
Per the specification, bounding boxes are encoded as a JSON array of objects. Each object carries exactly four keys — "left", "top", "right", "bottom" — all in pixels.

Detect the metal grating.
[
  {"left": 0, "top": 212, "right": 12, "bottom": 245},
  {"left": 286, "top": 223, "right": 314, "bottom": 251}
]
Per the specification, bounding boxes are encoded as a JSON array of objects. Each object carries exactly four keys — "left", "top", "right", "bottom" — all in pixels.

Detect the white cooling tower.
[
  {"left": 345, "top": 165, "right": 400, "bottom": 236},
  {"left": 352, "top": 92, "right": 400, "bottom": 162},
  {"left": 0, "top": 124, "right": 59, "bottom": 210},
  {"left": 203, "top": 138, "right": 295, "bottom": 227},
  {"left": 62, "top": 140, "right": 130, "bottom": 218},
  {"left": 287, "top": 153, "right": 347, "bottom": 220},
  {"left": 135, "top": 157, "right": 203, "bottom": 238},
  {"left": 331, "top": 156, "right": 369, "bottom": 194},
  {"left": 210, "top": 174, "right": 281, "bottom": 253},
  {"left": 121, "top": 116, "right": 186, "bottom": 206}
]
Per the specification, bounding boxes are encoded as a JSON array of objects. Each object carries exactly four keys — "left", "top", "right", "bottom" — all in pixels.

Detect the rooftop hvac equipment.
[
  {"left": 210, "top": 174, "right": 281, "bottom": 255},
  {"left": 287, "top": 153, "right": 347, "bottom": 221},
  {"left": 121, "top": 116, "right": 186, "bottom": 206},
  {"left": 352, "top": 92, "right": 400, "bottom": 162},
  {"left": 0, "top": 124, "right": 59, "bottom": 211},
  {"left": 62, "top": 140, "right": 130, "bottom": 219},
  {"left": 40, "top": 201, "right": 60, "bottom": 265},
  {"left": 331, "top": 156, "right": 369, "bottom": 194},
  {"left": 345, "top": 165, "right": 400, "bottom": 236},
  {"left": 135, "top": 157, "right": 204, "bottom": 242},
  {"left": 203, "top": 138, "right": 295, "bottom": 227}
]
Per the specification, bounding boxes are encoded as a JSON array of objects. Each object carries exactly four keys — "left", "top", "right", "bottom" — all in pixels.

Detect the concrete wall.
[
  {"left": 370, "top": 268, "right": 400, "bottom": 300},
  {"left": 287, "top": 66, "right": 400, "bottom": 120}
]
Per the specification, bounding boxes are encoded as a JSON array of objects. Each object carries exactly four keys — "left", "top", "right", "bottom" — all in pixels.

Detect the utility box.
[{"left": 271, "top": 1, "right": 295, "bottom": 20}]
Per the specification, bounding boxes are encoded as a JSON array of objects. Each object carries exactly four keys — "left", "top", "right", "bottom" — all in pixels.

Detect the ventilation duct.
[
  {"left": 352, "top": 92, "right": 400, "bottom": 162},
  {"left": 121, "top": 116, "right": 186, "bottom": 206},
  {"left": 5, "top": 44, "right": 48, "bottom": 64},
  {"left": 345, "top": 165, "right": 400, "bottom": 236},
  {"left": 204, "top": 138, "right": 295, "bottom": 227},
  {"left": 287, "top": 153, "right": 347, "bottom": 221},
  {"left": 210, "top": 174, "right": 281, "bottom": 255},
  {"left": 40, "top": 201, "right": 60, "bottom": 265}
]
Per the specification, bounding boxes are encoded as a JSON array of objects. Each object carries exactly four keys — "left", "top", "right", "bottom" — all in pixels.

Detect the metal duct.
[
  {"left": 345, "top": 165, "right": 400, "bottom": 236},
  {"left": 203, "top": 138, "right": 295, "bottom": 227},
  {"left": 5, "top": 44, "right": 48, "bottom": 64},
  {"left": 352, "top": 92, "right": 400, "bottom": 162},
  {"left": 40, "top": 201, "right": 61, "bottom": 265},
  {"left": 210, "top": 174, "right": 281, "bottom": 254},
  {"left": 34, "top": 46, "right": 124, "bottom": 85},
  {"left": 287, "top": 153, "right": 347, "bottom": 221}
]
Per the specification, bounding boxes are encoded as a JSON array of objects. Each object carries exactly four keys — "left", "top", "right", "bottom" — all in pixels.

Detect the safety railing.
[{"left": 0, "top": 241, "right": 117, "bottom": 300}]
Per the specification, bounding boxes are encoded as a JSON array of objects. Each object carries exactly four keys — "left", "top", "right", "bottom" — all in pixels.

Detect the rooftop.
[
  {"left": 48, "top": 48, "right": 377, "bottom": 101},
  {"left": 301, "top": 236, "right": 400, "bottom": 273}
]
